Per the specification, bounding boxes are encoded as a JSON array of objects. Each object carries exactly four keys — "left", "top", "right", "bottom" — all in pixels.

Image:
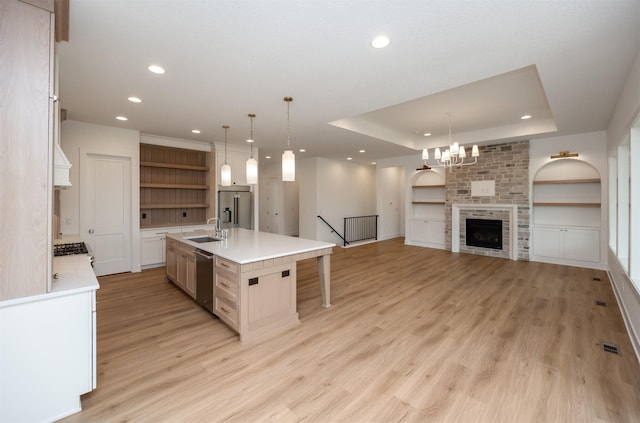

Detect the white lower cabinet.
[
  {"left": 532, "top": 226, "right": 600, "bottom": 264},
  {"left": 0, "top": 289, "right": 96, "bottom": 422},
  {"left": 141, "top": 225, "right": 214, "bottom": 268},
  {"left": 407, "top": 219, "right": 445, "bottom": 249}
]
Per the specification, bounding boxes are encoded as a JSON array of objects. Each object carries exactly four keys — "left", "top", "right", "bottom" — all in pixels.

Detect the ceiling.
[{"left": 58, "top": 0, "right": 640, "bottom": 165}]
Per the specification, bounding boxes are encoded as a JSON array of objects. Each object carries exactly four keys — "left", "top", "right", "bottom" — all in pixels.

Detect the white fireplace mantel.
[{"left": 452, "top": 204, "right": 519, "bottom": 260}]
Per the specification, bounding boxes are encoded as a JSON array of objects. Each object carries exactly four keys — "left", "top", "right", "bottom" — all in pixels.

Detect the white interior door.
[
  {"left": 81, "top": 153, "right": 131, "bottom": 276},
  {"left": 379, "top": 166, "right": 403, "bottom": 239},
  {"left": 264, "top": 177, "right": 281, "bottom": 233}
]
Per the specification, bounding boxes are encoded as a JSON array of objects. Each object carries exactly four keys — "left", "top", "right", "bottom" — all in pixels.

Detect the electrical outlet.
[
  {"left": 182, "top": 211, "right": 187, "bottom": 217},
  {"left": 142, "top": 212, "right": 147, "bottom": 219}
]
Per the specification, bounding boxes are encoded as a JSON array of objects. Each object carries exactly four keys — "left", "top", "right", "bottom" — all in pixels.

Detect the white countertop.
[
  {"left": 168, "top": 228, "right": 335, "bottom": 264},
  {"left": 0, "top": 255, "right": 99, "bottom": 308}
]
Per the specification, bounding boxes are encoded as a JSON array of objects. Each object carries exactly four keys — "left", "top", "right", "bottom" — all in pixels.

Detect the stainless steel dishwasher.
[{"left": 194, "top": 248, "right": 215, "bottom": 313}]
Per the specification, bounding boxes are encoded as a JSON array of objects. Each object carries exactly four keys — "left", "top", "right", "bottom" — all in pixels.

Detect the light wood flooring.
[{"left": 61, "top": 238, "right": 640, "bottom": 422}]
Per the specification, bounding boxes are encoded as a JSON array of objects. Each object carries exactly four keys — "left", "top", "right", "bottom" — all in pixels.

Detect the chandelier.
[{"left": 420, "top": 113, "right": 479, "bottom": 171}]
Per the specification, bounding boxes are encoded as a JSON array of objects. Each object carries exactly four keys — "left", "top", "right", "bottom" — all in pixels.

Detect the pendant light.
[
  {"left": 282, "top": 96, "right": 295, "bottom": 182},
  {"left": 246, "top": 113, "right": 258, "bottom": 185},
  {"left": 221, "top": 125, "right": 231, "bottom": 186}
]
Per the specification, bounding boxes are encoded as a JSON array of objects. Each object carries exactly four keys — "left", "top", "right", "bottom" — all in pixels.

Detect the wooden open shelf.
[
  {"left": 533, "top": 202, "right": 601, "bottom": 207},
  {"left": 140, "top": 144, "right": 211, "bottom": 228},
  {"left": 140, "top": 183, "right": 208, "bottom": 190},
  {"left": 412, "top": 184, "right": 446, "bottom": 188},
  {"left": 533, "top": 178, "right": 600, "bottom": 185},
  {"left": 412, "top": 201, "right": 446, "bottom": 205},
  {"left": 141, "top": 203, "right": 209, "bottom": 209},
  {"left": 140, "top": 161, "right": 209, "bottom": 171}
]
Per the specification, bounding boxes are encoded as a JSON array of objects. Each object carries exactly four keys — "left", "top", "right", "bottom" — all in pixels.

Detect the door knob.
[{"left": 88, "top": 229, "right": 94, "bottom": 234}]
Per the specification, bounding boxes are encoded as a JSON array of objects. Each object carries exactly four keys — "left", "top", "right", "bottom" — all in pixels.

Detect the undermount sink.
[{"left": 185, "top": 236, "right": 222, "bottom": 243}]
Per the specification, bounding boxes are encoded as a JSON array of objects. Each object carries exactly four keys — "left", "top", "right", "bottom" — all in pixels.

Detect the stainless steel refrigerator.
[{"left": 218, "top": 186, "right": 252, "bottom": 229}]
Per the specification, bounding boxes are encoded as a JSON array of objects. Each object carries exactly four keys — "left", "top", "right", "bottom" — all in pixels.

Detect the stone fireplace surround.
[
  {"left": 444, "top": 140, "right": 530, "bottom": 261},
  {"left": 452, "top": 204, "right": 518, "bottom": 260}
]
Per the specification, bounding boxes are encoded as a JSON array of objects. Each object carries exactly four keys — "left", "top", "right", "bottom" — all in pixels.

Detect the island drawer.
[
  {"left": 216, "top": 273, "right": 238, "bottom": 298},
  {"left": 215, "top": 291, "right": 238, "bottom": 330},
  {"left": 216, "top": 256, "right": 239, "bottom": 276}
]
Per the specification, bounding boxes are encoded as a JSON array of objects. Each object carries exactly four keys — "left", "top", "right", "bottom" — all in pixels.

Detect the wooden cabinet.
[
  {"left": 0, "top": 0, "right": 55, "bottom": 300},
  {"left": 407, "top": 170, "right": 446, "bottom": 249},
  {"left": 140, "top": 144, "right": 211, "bottom": 229},
  {"left": 166, "top": 237, "right": 195, "bottom": 299},
  {"left": 215, "top": 256, "right": 240, "bottom": 330},
  {"left": 531, "top": 159, "right": 602, "bottom": 267}
]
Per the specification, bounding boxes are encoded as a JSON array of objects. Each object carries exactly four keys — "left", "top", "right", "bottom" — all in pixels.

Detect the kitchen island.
[{"left": 165, "top": 228, "right": 335, "bottom": 343}]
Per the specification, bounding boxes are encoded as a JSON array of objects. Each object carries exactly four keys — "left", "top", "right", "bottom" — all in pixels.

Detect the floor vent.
[
  {"left": 601, "top": 342, "right": 620, "bottom": 355},
  {"left": 595, "top": 300, "right": 607, "bottom": 307},
  {"left": 592, "top": 277, "right": 601, "bottom": 281}
]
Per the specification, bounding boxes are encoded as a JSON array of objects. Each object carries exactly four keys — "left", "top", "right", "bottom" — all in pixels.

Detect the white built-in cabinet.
[
  {"left": 141, "top": 225, "right": 213, "bottom": 268},
  {"left": 531, "top": 159, "right": 602, "bottom": 267},
  {"left": 216, "top": 147, "right": 251, "bottom": 187},
  {"left": 406, "top": 169, "right": 446, "bottom": 249}
]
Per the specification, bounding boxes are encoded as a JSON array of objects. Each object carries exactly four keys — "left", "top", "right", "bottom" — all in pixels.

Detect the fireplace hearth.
[{"left": 466, "top": 218, "right": 502, "bottom": 250}]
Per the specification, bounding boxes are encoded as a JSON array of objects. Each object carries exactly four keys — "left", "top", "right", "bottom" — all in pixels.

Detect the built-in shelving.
[
  {"left": 140, "top": 144, "right": 211, "bottom": 229},
  {"left": 531, "top": 160, "right": 602, "bottom": 266},
  {"left": 408, "top": 170, "right": 446, "bottom": 249}
]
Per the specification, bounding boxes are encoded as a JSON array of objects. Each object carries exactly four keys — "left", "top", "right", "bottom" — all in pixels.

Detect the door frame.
[{"left": 79, "top": 149, "right": 138, "bottom": 274}]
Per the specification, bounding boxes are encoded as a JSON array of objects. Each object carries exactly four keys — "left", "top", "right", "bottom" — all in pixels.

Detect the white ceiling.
[{"left": 58, "top": 0, "right": 640, "bottom": 165}]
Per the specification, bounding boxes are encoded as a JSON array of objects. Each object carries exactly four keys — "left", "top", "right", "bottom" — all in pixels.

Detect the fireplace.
[{"left": 465, "top": 218, "right": 502, "bottom": 250}]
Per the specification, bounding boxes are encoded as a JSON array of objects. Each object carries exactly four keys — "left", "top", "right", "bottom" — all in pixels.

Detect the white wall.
[
  {"left": 60, "top": 120, "right": 141, "bottom": 271},
  {"left": 606, "top": 48, "right": 640, "bottom": 361},
  {"left": 377, "top": 153, "right": 425, "bottom": 244},
  {"left": 296, "top": 157, "right": 376, "bottom": 244},
  {"left": 529, "top": 131, "right": 609, "bottom": 269},
  {"left": 258, "top": 158, "right": 298, "bottom": 236}
]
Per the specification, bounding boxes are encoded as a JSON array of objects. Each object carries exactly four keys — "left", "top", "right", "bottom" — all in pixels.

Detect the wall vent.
[{"left": 592, "top": 277, "right": 601, "bottom": 281}]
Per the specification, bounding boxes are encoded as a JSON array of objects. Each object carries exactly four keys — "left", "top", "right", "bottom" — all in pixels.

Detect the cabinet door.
[
  {"left": 0, "top": 0, "right": 53, "bottom": 300},
  {"left": 184, "top": 255, "right": 196, "bottom": 298},
  {"left": 141, "top": 236, "right": 164, "bottom": 266},
  {"left": 426, "top": 220, "right": 445, "bottom": 246},
  {"left": 564, "top": 228, "right": 600, "bottom": 262},
  {"left": 166, "top": 245, "right": 177, "bottom": 281},
  {"left": 532, "top": 227, "right": 563, "bottom": 259},
  {"left": 408, "top": 220, "right": 429, "bottom": 243},
  {"left": 247, "top": 267, "right": 295, "bottom": 326},
  {"left": 176, "top": 254, "right": 187, "bottom": 289}
]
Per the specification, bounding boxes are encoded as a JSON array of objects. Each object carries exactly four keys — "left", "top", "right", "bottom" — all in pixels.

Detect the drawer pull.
[
  {"left": 220, "top": 262, "right": 230, "bottom": 268},
  {"left": 220, "top": 281, "right": 230, "bottom": 288},
  {"left": 220, "top": 306, "right": 230, "bottom": 314}
]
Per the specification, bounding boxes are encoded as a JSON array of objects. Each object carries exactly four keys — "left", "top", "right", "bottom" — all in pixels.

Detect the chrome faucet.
[{"left": 206, "top": 217, "right": 222, "bottom": 237}]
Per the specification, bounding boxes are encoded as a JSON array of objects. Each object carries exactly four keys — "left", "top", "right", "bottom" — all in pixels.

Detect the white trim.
[{"left": 452, "top": 203, "right": 518, "bottom": 260}]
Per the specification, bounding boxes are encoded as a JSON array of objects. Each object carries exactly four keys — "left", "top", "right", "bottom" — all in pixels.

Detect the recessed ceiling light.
[
  {"left": 147, "top": 65, "right": 165, "bottom": 74},
  {"left": 299, "top": 149, "right": 306, "bottom": 152},
  {"left": 347, "top": 157, "right": 353, "bottom": 161},
  {"left": 359, "top": 149, "right": 365, "bottom": 153},
  {"left": 128, "top": 96, "right": 142, "bottom": 103},
  {"left": 192, "top": 129, "right": 201, "bottom": 134},
  {"left": 116, "top": 116, "right": 128, "bottom": 121},
  {"left": 265, "top": 156, "right": 271, "bottom": 159},
  {"left": 423, "top": 133, "right": 432, "bottom": 137},
  {"left": 371, "top": 162, "right": 377, "bottom": 165},
  {"left": 246, "top": 139, "right": 254, "bottom": 143},
  {"left": 371, "top": 36, "right": 390, "bottom": 49},
  {"left": 521, "top": 115, "right": 532, "bottom": 120}
]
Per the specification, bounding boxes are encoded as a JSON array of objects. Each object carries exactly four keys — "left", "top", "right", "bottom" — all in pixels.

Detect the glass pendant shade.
[
  {"left": 472, "top": 145, "right": 480, "bottom": 157},
  {"left": 422, "top": 148, "right": 429, "bottom": 160},
  {"left": 282, "top": 149, "right": 295, "bottom": 181},
  {"left": 221, "top": 163, "right": 231, "bottom": 186},
  {"left": 434, "top": 147, "right": 442, "bottom": 160},
  {"left": 459, "top": 146, "right": 466, "bottom": 158},
  {"left": 246, "top": 157, "right": 258, "bottom": 185}
]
